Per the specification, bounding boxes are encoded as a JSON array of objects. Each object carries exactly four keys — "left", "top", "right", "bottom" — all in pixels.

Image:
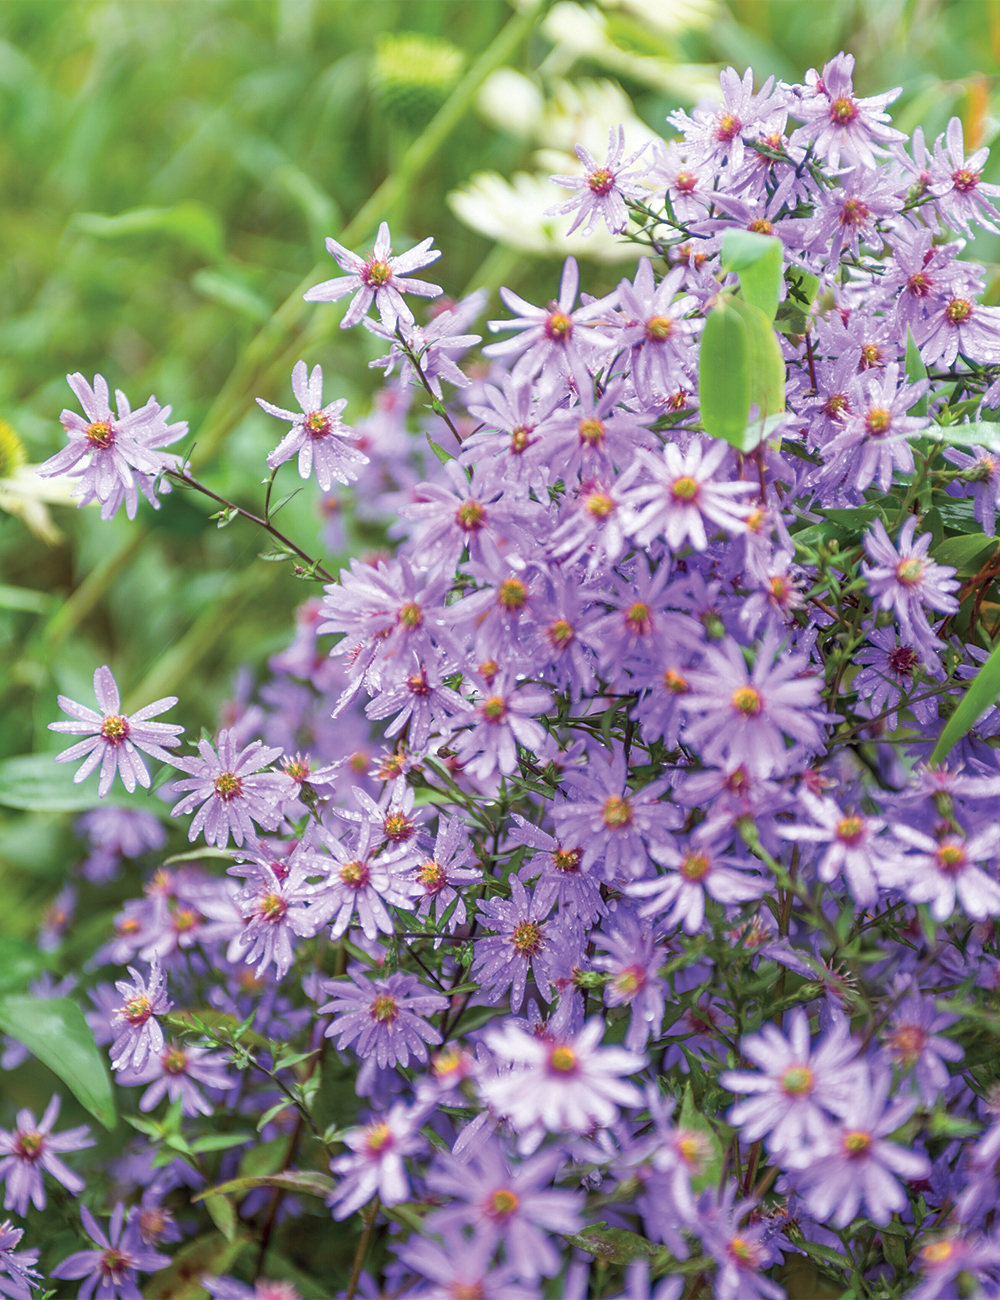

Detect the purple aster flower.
[
  {"left": 863, "top": 517, "right": 960, "bottom": 667},
  {"left": 791, "top": 1062, "right": 930, "bottom": 1227},
  {"left": 547, "top": 125, "right": 650, "bottom": 237},
  {"left": 788, "top": 52, "right": 904, "bottom": 170},
  {"left": 942, "top": 443, "right": 1000, "bottom": 536},
  {"left": 319, "top": 968, "right": 448, "bottom": 1068},
  {"left": 887, "top": 821, "right": 1000, "bottom": 921},
  {"left": 552, "top": 743, "right": 679, "bottom": 883},
  {"left": 366, "top": 289, "right": 484, "bottom": 399},
  {"left": 910, "top": 1234, "right": 1000, "bottom": 1300},
  {"left": 168, "top": 730, "right": 293, "bottom": 849},
  {"left": 109, "top": 955, "right": 172, "bottom": 1073},
  {"left": 408, "top": 814, "right": 481, "bottom": 931},
  {"left": 538, "top": 377, "right": 656, "bottom": 486},
  {"left": 452, "top": 673, "right": 553, "bottom": 785},
  {"left": 819, "top": 363, "right": 929, "bottom": 493},
  {"left": 203, "top": 1280, "right": 302, "bottom": 1300},
  {"left": 303, "top": 221, "right": 442, "bottom": 331},
  {"left": 228, "top": 851, "right": 328, "bottom": 978},
  {"left": 479, "top": 1017, "right": 644, "bottom": 1143},
  {"left": 883, "top": 989, "right": 963, "bottom": 1106},
  {"left": 915, "top": 294, "right": 1000, "bottom": 368},
  {"left": 697, "top": 1182, "right": 786, "bottom": 1300},
  {"left": 615, "top": 258, "right": 699, "bottom": 398},
  {"left": 852, "top": 623, "right": 939, "bottom": 732},
  {"left": 619, "top": 437, "right": 756, "bottom": 552},
  {"left": 805, "top": 167, "right": 904, "bottom": 264},
  {"left": 327, "top": 1102, "right": 425, "bottom": 1219},
  {"left": 38, "top": 373, "right": 186, "bottom": 521},
  {"left": 49, "top": 1204, "right": 169, "bottom": 1300},
  {"left": 48, "top": 665, "right": 183, "bottom": 798},
  {"left": 591, "top": 909, "right": 667, "bottom": 1051},
  {"left": 471, "top": 877, "right": 567, "bottom": 1009},
  {"left": 719, "top": 1008, "right": 865, "bottom": 1161},
  {"left": 0, "top": 1096, "right": 93, "bottom": 1217},
  {"left": 628, "top": 834, "right": 767, "bottom": 935},
  {"left": 311, "top": 812, "right": 415, "bottom": 942},
  {"left": 483, "top": 256, "right": 618, "bottom": 390},
  {"left": 509, "top": 815, "right": 607, "bottom": 927},
  {"left": 776, "top": 790, "right": 888, "bottom": 907},
  {"left": 680, "top": 630, "right": 828, "bottom": 779},
  {"left": 0, "top": 1220, "right": 42, "bottom": 1300},
  {"left": 257, "top": 360, "right": 367, "bottom": 490},
  {"left": 425, "top": 1140, "right": 582, "bottom": 1281},
  {"left": 116, "top": 1041, "right": 232, "bottom": 1117},
  {"left": 928, "top": 116, "right": 1000, "bottom": 236},
  {"left": 668, "top": 66, "right": 784, "bottom": 173},
  {"left": 76, "top": 807, "right": 166, "bottom": 859},
  {"left": 394, "top": 1233, "right": 538, "bottom": 1300}
]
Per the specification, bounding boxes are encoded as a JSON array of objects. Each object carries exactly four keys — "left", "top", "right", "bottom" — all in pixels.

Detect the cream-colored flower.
[{"left": 0, "top": 420, "right": 78, "bottom": 545}]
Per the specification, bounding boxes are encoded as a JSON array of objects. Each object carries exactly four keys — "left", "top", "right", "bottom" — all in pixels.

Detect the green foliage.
[{"left": 0, "top": 994, "right": 115, "bottom": 1129}]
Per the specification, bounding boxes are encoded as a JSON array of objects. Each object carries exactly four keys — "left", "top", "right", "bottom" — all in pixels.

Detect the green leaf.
[
  {"left": 698, "top": 297, "right": 751, "bottom": 445},
  {"left": 163, "top": 847, "right": 236, "bottom": 866},
  {"left": 905, "top": 327, "right": 928, "bottom": 417},
  {"left": 73, "top": 202, "right": 224, "bottom": 261},
  {"left": 426, "top": 432, "right": 454, "bottom": 465},
  {"left": 203, "top": 1194, "right": 237, "bottom": 1243},
  {"left": 563, "top": 1221, "right": 656, "bottom": 1265},
  {"left": 931, "top": 640, "right": 1000, "bottom": 763},
  {"left": 144, "top": 1232, "right": 249, "bottom": 1300},
  {"left": 0, "top": 753, "right": 156, "bottom": 812},
  {"left": 678, "top": 1082, "right": 725, "bottom": 1193},
  {"left": 0, "top": 584, "right": 52, "bottom": 613},
  {"left": 0, "top": 996, "right": 115, "bottom": 1130},
  {"left": 931, "top": 532, "right": 997, "bottom": 576},
  {"left": 925, "top": 421, "right": 1000, "bottom": 453},
  {"left": 729, "top": 297, "right": 786, "bottom": 430},
  {"left": 722, "top": 228, "right": 784, "bottom": 321},
  {"left": 194, "top": 1171, "right": 336, "bottom": 1202},
  {"left": 189, "top": 1132, "right": 255, "bottom": 1154},
  {"left": 192, "top": 268, "right": 270, "bottom": 322}
]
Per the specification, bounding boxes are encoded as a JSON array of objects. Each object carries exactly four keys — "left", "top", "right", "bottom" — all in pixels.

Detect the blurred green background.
[{"left": 0, "top": 0, "right": 997, "bottom": 920}]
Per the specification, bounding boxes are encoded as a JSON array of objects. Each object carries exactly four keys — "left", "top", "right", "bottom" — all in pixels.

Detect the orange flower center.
[
  {"left": 602, "top": 794, "right": 633, "bottom": 828},
  {"left": 732, "top": 686, "right": 762, "bottom": 716}
]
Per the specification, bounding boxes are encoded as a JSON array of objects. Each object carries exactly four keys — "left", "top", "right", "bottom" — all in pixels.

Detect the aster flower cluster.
[{"left": 21, "top": 48, "right": 1000, "bottom": 1300}]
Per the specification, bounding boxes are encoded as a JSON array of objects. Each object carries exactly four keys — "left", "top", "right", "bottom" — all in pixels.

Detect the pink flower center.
[
  {"left": 895, "top": 557, "right": 926, "bottom": 587},
  {"left": 829, "top": 96, "right": 858, "bottom": 125},
  {"left": 14, "top": 1131, "right": 43, "bottom": 1161},
  {"left": 907, "top": 271, "right": 933, "bottom": 298},
  {"left": 407, "top": 671, "right": 431, "bottom": 697},
  {"left": 888, "top": 1023, "right": 928, "bottom": 1066},
  {"left": 100, "top": 714, "right": 130, "bottom": 746},
  {"left": 481, "top": 695, "right": 508, "bottom": 724},
  {"left": 383, "top": 811, "right": 414, "bottom": 843},
  {"left": 614, "top": 964, "right": 646, "bottom": 996},
  {"left": 305, "top": 411, "right": 331, "bottom": 439},
  {"left": 887, "top": 644, "right": 919, "bottom": 677},
  {"left": 840, "top": 197, "right": 870, "bottom": 228},
  {"left": 588, "top": 168, "right": 614, "bottom": 196},
  {"left": 674, "top": 169, "right": 697, "bottom": 194},
  {"left": 728, "top": 1236, "right": 765, "bottom": 1268},
  {"left": 163, "top": 1047, "right": 188, "bottom": 1075},
  {"left": 715, "top": 111, "right": 742, "bottom": 142},
  {"left": 122, "top": 994, "right": 152, "bottom": 1025},
  {"left": 259, "top": 892, "right": 287, "bottom": 922},
  {"left": 214, "top": 772, "right": 243, "bottom": 802},
  {"left": 860, "top": 342, "right": 884, "bottom": 369},
  {"left": 340, "top": 860, "right": 370, "bottom": 889},
  {"left": 509, "top": 424, "right": 532, "bottom": 454},
  {"left": 85, "top": 420, "right": 115, "bottom": 450},
  {"left": 455, "top": 500, "right": 486, "bottom": 532},
  {"left": 99, "top": 1249, "right": 131, "bottom": 1280},
  {"left": 952, "top": 167, "right": 980, "bottom": 193},
  {"left": 823, "top": 393, "right": 849, "bottom": 420},
  {"left": 362, "top": 259, "right": 392, "bottom": 288},
  {"left": 545, "top": 309, "right": 573, "bottom": 341},
  {"left": 512, "top": 920, "right": 544, "bottom": 956},
  {"left": 365, "top": 1122, "right": 393, "bottom": 1154},
  {"left": 370, "top": 994, "right": 398, "bottom": 1024}
]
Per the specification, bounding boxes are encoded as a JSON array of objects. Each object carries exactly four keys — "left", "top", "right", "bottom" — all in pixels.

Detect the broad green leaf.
[
  {"left": 0, "top": 753, "right": 155, "bottom": 812},
  {"left": 698, "top": 297, "right": 751, "bottom": 445},
  {"left": 203, "top": 1194, "right": 237, "bottom": 1243},
  {"left": 679, "top": 1082, "right": 725, "bottom": 1193},
  {"left": 73, "top": 202, "right": 224, "bottom": 261},
  {"left": 0, "top": 996, "right": 115, "bottom": 1130},
  {"left": 925, "top": 422, "right": 1000, "bottom": 453},
  {"left": 194, "top": 1171, "right": 336, "bottom": 1202},
  {"left": 905, "top": 327, "right": 928, "bottom": 416},
  {"left": 144, "top": 1232, "right": 249, "bottom": 1300},
  {"left": 0, "top": 584, "right": 51, "bottom": 613},
  {"left": 730, "top": 297, "right": 786, "bottom": 430},
  {"left": 931, "top": 533, "right": 997, "bottom": 576},
  {"left": 931, "top": 640, "right": 1000, "bottom": 763},
  {"left": 564, "top": 1221, "right": 656, "bottom": 1264},
  {"left": 722, "top": 228, "right": 783, "bottom": 320}
]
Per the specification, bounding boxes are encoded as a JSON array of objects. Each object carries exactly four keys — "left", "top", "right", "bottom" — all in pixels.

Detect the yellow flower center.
[
  {"left": 588, "top": 168, "right": 614, "bottom": 196},
  {"left": 625, "top": 601, "right": 652, "bottom": 635},
  {"left": 578, "top": 417, "right": 605, "bottom": 448},
  {"left": 15, "top": 1131, "right": 43, "bottom": 1160},
  {"left": 364, "top": 259, "right": 392, "bottom": 287},
  {"left": 214, "top": 772, "right": 243, "bottom": 802},
  {"left": 865, "top": 407, "right": 892, "bottom": 436},
  {"left": 123, "top": 994, "right": 152, "bottom": 1025},
  {"left": 163, "top": 1048, "right": 188, "bottom": 1075},
  {"left": 895, "top": 557, "right": 925, "bottom": 587},
  {"left": 418, "top": 860, "right": 446, "bottom": 892},
  {"left": 680, "top": 851, "right": 711, "bottom": 881},
  {"left": 370, "top": 994, "right": 398, "bottom": 1024},
  {"left": 499, "top": 578, "right": 526, "bottom": 610},
  {"left": 482, "top": 695, "right": 508, "bottom": 723},
  {"left": 585, "top": 490, "right": 614, "bottom": 518},
  {"left": 843, "top": 1129, "right": 871, "bottom": 1157},
  {"left": 549, "top": 1045, "right": 576, "bottom": 1073},
  {"left": 456, "top": 500, "right": 486, "bottom": 532},
  {"left": 365, "top": 1122, "right": 393, "bottom": 1153},
  {"left": 670, "top": 475, "right": 700, "bottom": 502},
  {"left": 645, "top": 315, "right": 674, "bottom": 342},
  {"left": 397, "top": 601, "right": 423, "bottom": 628},
  {"left": 259, "top": 893, "right": 287, "bottom": 922},
  {"left": 340, "top": 860, "right": 369, "bottom": 889},
  {"left": 383, "top": 811, "right": 414, "bottom": 843},
  {"left": 946, "top": 297, "right": 973, "bottom": 324},
  {"left": 935, "top": 842, "right": 966, "bottom": 874},
  {"left": 85, "top": 420, "right": 115, "bottom": 450},
  {"left": 511, "top": 920, "right": 544, "bottom": 956},
  {"left": 781, "top": 1065, "right": 813, "bottom": 1095},
  {"left": 545, "top": 310, "right": 573, "bottom": 340},
  {"left": 747, "top": 218, "right": 773, "bottom": 235},
  {"left": 547, "top": 618, "right": 575, "bottom": 648},
  {"left": 305, "top": 411, "right": 331, "bottom": 438},
  {"left": 829, "top": 96, "right": 857, "bottom": 124},
  {"left": 602, "top": 794, "right": 633, "bottom": 829},
  {"left": 100, "top": 714, "right": 130, "bottom": 745},
  {"left": 836, "top": 816, "right": 864, "bottom": 845},
  {"left": 732, "top": 686, "right": 762, "bottom": 716}
]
